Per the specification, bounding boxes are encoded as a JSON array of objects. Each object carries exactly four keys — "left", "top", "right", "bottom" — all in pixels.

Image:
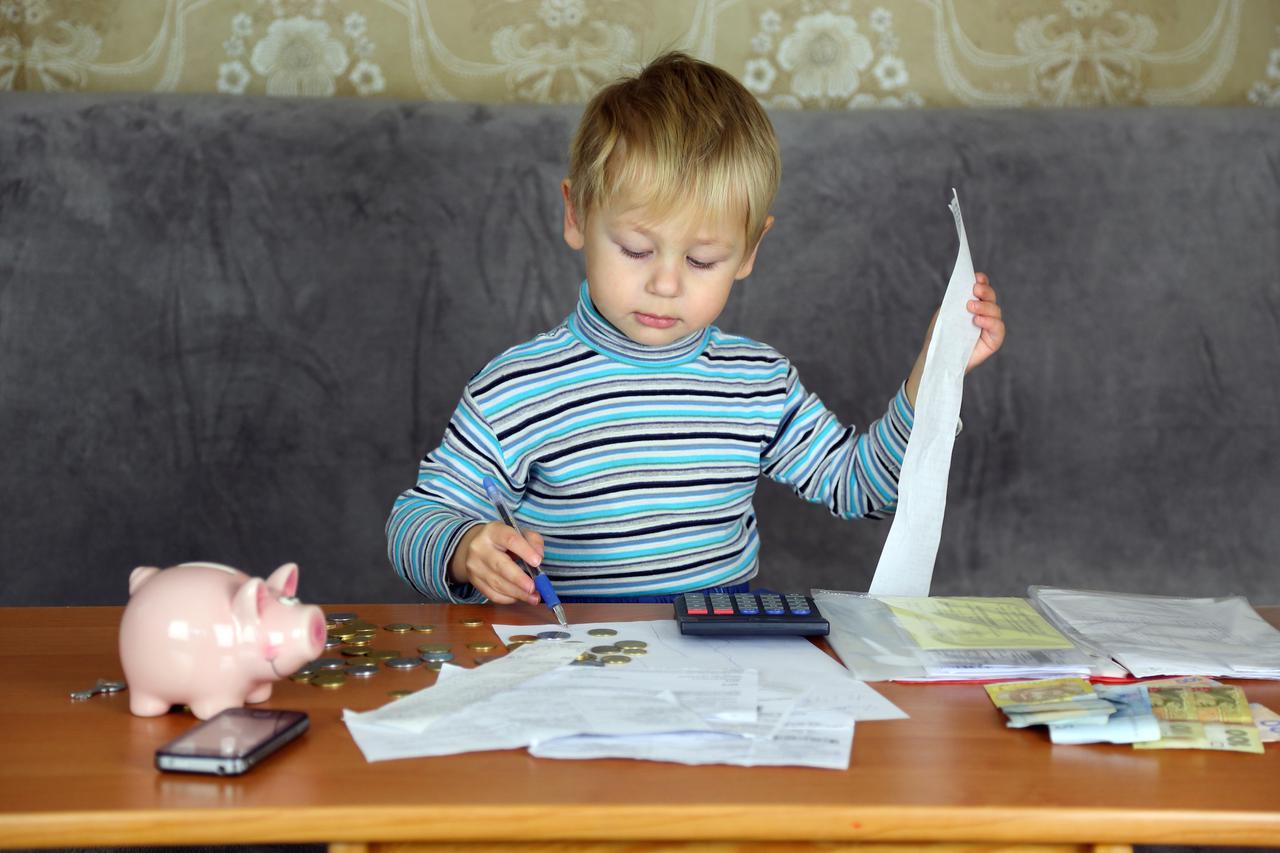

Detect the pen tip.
[{"left": 553, "top": 604, "right": 568, "bottom": 628}]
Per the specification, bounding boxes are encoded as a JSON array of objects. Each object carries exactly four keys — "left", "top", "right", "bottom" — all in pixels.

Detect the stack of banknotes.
[{"left": 985, "top": 676, "right": 1277, "bottom": 753}]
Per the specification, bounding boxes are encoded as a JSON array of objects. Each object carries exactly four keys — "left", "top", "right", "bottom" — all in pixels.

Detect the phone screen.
[{"left": 156, "top": 708, "right": 308, "bottom": 775}]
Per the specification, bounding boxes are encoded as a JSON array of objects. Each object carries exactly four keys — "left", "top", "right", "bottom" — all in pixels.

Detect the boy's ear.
[
  {"left": 734, "top": 215, "right": 774, "bottom": 280},
  {"left": 561, "top": 179, "right": 585, "bottom": 250}
]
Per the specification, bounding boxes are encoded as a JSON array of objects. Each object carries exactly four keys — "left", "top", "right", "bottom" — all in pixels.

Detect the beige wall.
[{"left": 2, "top": 0, "right": 1278, "bottom": 107}]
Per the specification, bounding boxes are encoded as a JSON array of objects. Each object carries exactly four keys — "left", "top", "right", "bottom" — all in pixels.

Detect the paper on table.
[
  {"left": 344, "top": 640, "right": 583, "bottom": 733},
  {"left": 342, "top": 664, "right": 740, "bottom": 762},
  {"left": 493, "top": 620, "right": 907, "bottom": 722},
  {"left": 869, "top": 189, "right": 980, "bottom": 597}
]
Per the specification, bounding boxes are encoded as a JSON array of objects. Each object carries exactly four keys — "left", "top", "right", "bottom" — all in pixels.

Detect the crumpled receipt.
[{"left": 869, "top": 189, "right": 981, "bottom": 597}]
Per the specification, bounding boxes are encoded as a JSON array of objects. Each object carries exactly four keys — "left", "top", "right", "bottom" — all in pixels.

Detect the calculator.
[{"left": 674, "top": 591, "right": 830, "bottom": 637}]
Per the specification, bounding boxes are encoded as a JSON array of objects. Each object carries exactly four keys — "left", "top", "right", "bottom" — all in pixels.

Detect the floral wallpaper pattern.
[{"left": 1, "top": 0, "right": 1277, "bottom": 107}]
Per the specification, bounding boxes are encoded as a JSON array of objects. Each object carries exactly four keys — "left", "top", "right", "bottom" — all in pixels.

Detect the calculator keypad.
[{"left": 676, "top": 592, "right": 829, "bottom": 636}]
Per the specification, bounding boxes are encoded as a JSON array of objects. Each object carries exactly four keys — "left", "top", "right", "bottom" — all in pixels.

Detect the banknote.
[
  {"left": 1049, "top": 684, "right": 1160, "bottom": 745},
  {"left": 985, "top": 677, "right": 1094, "bottom": 709},
  {"left": 1249, "top": 703, "right": 1280, "bottom": 743},
  {"left": 1133, "top": 718, "right": 1263, "bottom": 754},
  {"left": 1004, "top": 699, "right": 1116, "bottom": 729},
  {"left": 1148, "top": 685, "right": 1253, "bottom": 725}
]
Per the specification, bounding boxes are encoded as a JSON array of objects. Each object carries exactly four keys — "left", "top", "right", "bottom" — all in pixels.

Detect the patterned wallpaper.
[{"left": 2, "top": 0, "right": 1279, "bottom": 107}]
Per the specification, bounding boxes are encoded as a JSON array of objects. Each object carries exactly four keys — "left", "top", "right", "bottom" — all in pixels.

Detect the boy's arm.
[
  {"left": 385, "top": 390, "right": 509, "bottom": 603},
  {"left": 761, "top": 362, "right": 914, "bottom": 520}
]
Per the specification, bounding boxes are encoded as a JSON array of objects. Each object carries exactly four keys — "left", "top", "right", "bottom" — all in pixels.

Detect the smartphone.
[{"left": 155, "top": 707, "right": 309, "bottom": 776}]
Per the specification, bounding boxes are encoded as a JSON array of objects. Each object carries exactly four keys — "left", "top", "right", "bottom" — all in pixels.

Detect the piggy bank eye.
[{"left": 278, "top": 595, "right": 299, "bottom": 606}]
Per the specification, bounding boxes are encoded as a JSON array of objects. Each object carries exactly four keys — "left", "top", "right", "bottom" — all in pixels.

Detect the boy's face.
[{"left": 562, "top": 180, "right": 772, "bottom": 347}]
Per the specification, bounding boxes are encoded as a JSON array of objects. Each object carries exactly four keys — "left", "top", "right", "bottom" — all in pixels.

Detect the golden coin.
[
  {"left": 460, "top": 618, "right": 485, "bottom": 628},
  {"left": 311, "top": 672, "right": 347, "bottom": 688},
  {"left": 576, "top": 652, "right": 597, "bottom": 661},
  {"left": 411, "top": 624, "right": 435, "bottom": 633},
  {"left": 424, "top": 660, "right": 444, "bottom": 671},
  {"left": 384, "top": 623, "right": 414, "bottom": 633},
  {"left": 614, "top": 640, "right": 647, "bottom": 650},
  {"left": 601, "top": 655, "right": 631, "bottom": 665},
  {"left": 589, "top": 645, "right": 619, "bottom": 654},
  {"left": 467, "top": 641, "right": 498, "bottom": 652},
  {"left": 388, "top": 689, "right": 413, "bottom": 699},
  {"left": 340, "top": 647, "right": 371, "bottom": 657},
  {"left": 509, "top": 634, "right": 538, "bottom": 642},
  {"left": 288, "top": 671, "right": 314, "bottom": 682},
  {"left": 418, "top": 644, "right": 451, "bottom": 654},
  {"left": 347, "top": 622, "right": 379, "bottom": 633},
  {"left": 344, "top": 638, "right": 372, "bottom": 647},
  {"left": 623, "top": 646, "right": 647, "bottom": 656},
  {"left": 587, "top": 628, "right": 618, "bottom": 637},
  {"left": 365, "top": 649, "right": 400, "bottom": 660},
  {"left": 329, "top": 630, "right": 356, "bottom": 641}
]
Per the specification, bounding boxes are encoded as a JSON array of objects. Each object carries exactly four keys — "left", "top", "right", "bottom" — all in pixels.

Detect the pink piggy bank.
[{"left": 119, "top": 562, "right": 326, "bottom": 720}]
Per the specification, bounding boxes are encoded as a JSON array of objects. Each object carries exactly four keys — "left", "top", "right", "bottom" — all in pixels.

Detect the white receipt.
[{"left": 869, "top": 189, "right": 980, "bottom": 597}]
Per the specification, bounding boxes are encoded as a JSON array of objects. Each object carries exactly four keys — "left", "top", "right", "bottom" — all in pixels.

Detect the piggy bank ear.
[
  {"left": 129, "top": 567, "right": 161, "bottom": 596},
  {"left": 232, "top": 578, "right": 268, "bottom": 629},
  {"left": 266, "top": 563, "right": 299, "bottom": 597}
]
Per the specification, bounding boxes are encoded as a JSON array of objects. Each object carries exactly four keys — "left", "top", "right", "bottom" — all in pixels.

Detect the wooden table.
[{"left": 2, "top": 602, "right": 1278, "bottom": 852}]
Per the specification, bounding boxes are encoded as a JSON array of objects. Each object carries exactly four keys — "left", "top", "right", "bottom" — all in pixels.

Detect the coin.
[
  {"left": 386, "top": 657, "right": 421, "bottom": 670},
  {"left": 313, "top": 657, "right": 346, "bottom": 670},
  {"left": 384, "top": 623, "right": 413, "bottom": 633},
  {"left": 420, "top": 650, "right": 454, "bottom": 663},
  {"left": 509, "top": 634, "right": 538, "bottom": 642},
  {"left": 576, "top": 652, "right": 597, "bottom": 661},
  {"left": 467, "top": 641, "right": 498, "bottom": 652},
  {"left": 388, "top": 689, "right": 413, "bottom": 699},
  {"left": 346, "top": 663, "right": 379, "bottom": 678},
  {"left": 365, "top": 649, "right": 400, "bottom": 661},
  {"left": 601, "top": 655, "right": 631, "bottom": 665},
  {"left": 325, "top": 612, "right": 357, "bottom": 623},
  {"left": 340, "top": 647, "right": 371, "bottom": 657},
  {"left": 614, "top": 640, "right": 647, "bottom": 651},
  {"left": 312, "top": 671, "right": 347, "bottom": 688},
  {"left": 537, "top": 631, "right": 571, "bottom": 640},
  {"left": 288, "top": 668, "right": 315, "bottom": 682},
  {"left": 344, "top": 638, "right": 372, "bottom": 648},
  {"left": 347, "top": 621, "right": 379, "bottom": 633},
  {"left": 589, "top": 645, "right": 619, "bottom": 654},
  {"left": 418, "top": 644, "right": 450, "bottom": 654},
  {"left": 411, "top": 624, "right": 435, "bottom": 633},
  {"left": 424, "top": 660, "right": 443, "bottom": 671},
  {"left": 571, "top": 658, "right": 604, "bottom": 667},
  {"left": 622, "top": 646, "right": 647, "bottom": 655},
  {"left": 587, "top": 628, "right": 618, "bottom": 637},
  {"left": 460, "top": 618, "right": 485, "bottom": 628}
]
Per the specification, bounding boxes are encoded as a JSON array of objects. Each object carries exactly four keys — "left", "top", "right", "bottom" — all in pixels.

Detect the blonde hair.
[{"left": 567, "top": 52, "right": 780, "bottom": 249}]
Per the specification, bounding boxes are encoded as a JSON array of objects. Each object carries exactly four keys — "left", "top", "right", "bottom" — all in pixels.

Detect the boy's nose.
[{"left": 647, "top": 264, "right": 681, "bottom": 297}]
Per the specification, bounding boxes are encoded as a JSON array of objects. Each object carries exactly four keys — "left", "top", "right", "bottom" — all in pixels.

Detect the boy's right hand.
[{"left": 449, "top": 522, "right": 546, "bottom": 605}]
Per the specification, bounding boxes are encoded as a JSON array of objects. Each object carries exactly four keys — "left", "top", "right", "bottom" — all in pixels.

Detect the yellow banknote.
[{"left": 986, "top": 677, "right": 1094, "bottom": 709}]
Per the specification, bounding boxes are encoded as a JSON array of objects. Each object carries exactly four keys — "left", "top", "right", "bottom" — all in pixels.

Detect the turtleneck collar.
[{"left": 566, "top": 280, "right": 710, "bottom": 367}]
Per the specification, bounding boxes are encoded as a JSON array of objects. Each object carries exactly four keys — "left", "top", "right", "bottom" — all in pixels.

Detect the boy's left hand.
[{"left": 965, "top": 272, "right": 1004, "bottom": 373}]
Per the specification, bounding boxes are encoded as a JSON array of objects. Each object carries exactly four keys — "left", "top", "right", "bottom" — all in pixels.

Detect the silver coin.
[
  {"left": 346, "top": 664, "right": 379, "bottom": 678},
  {"left": 326, "top": 612, "right": 358, "bottom": 623},
  {"left": 386, "top": 657, "right": 421, "bottom": 670},
  {"left": 420, "top": 650, "right": 454, "bottom": 662},
  {"left": 536, "top": 630, "right": 571, "bottom": 640},
  {"left": 570, "top": 658, "right": 605, "bottom": 666},
  {"left": 313, "top": 657, "right": 346, "bottom": 670}
]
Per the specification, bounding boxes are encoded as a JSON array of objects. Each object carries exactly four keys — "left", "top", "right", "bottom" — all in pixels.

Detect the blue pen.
[{"left": 481, "top": 476, "right": 568, "bottom": 627}]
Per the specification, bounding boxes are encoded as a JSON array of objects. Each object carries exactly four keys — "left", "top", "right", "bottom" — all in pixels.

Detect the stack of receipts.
[
  {"left": 813, "top": 590, "right": 1099, "bottom": 682},
  {"left": 1030, "top": 587, "right": 1280, "bottom": 679},
  {"left": 343, "top": 619, "right": 907, "bottom": 770}
]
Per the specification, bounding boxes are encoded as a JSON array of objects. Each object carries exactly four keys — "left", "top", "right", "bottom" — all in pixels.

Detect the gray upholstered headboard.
[{"left": 2, "top": 93, "right": 1277, "bottom": 605}]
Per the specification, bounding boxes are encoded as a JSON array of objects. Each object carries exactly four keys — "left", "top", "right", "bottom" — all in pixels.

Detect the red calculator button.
[{"left": 686, "top": 606, "right": 708, "bottom": 614}]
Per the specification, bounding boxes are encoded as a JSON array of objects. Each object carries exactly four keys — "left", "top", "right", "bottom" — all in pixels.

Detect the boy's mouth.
[{"left": 634, "top": 312, "right": 677, "bottom": 329}]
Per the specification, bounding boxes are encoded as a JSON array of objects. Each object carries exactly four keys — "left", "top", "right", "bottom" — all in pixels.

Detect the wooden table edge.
[{"left": 3, "top": 804, "right": 1279, "bottom": 848}]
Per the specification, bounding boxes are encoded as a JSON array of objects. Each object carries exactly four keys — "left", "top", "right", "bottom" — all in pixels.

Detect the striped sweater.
[{"left": 387, "top": 281, "right": 914, "bottom": 602}]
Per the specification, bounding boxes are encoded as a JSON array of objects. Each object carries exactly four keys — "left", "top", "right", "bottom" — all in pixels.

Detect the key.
[{"left": 70, "top": 678, "right": 127, "bottom": 701}]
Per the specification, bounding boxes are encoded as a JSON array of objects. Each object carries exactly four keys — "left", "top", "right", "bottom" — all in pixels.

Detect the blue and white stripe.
[{"left": 387, "top": 281, "right": 913, "bottom": 602}]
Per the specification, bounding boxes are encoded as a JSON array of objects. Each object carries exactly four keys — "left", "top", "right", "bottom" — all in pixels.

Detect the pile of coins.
[{"left": 289, "top": 611, "right": 508, "bottom": 696}]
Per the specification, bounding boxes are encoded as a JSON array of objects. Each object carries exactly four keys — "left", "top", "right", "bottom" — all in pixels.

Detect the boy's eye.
[
  {"left": 687, "top": 257, "right": 719, "bottom": 271},
  {"left": 618, "top": 245, "right": 650, "bottom": 260}
]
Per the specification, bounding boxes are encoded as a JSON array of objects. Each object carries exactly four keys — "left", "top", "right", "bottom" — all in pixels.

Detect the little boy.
[{"left": 387, "top": 52, "right": 1004, "bottom": 606}]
